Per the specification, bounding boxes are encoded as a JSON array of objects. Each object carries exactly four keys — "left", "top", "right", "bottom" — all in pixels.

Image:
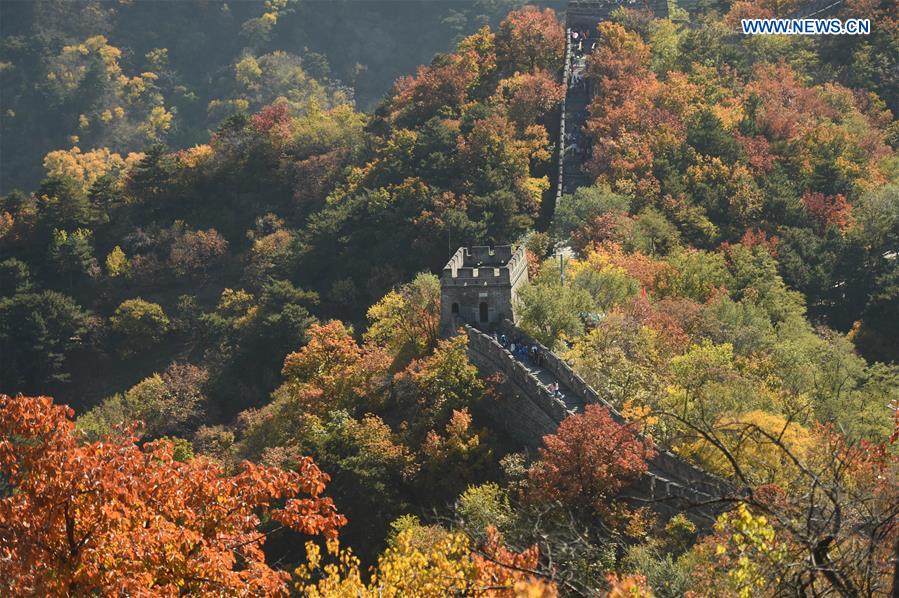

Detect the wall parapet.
[
  {"left": 474, "top": 320, "right": 734, "bottom": 517},
  {"left": 464, "top": 326, "right": 573, "bottom": 425},
  {"left": 555, "top": 28, "right": 572, "bottom": 205},
  {"left": 441, "top": 245, "right": 528, "bottom": 288}
]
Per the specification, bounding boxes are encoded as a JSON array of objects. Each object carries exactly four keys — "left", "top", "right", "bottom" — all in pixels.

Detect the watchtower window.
[
  {"left": 451, "top": 302, "right": 459, "bottom": 314},
  {"left": 479, "top": 302, "right": 489, "bottom": 323}
]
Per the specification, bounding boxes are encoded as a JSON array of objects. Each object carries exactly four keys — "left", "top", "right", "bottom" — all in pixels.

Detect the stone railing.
[
  {"left": 468, "top": 320, "right": 734, "bottom": 519},
  {"left": 554, "top": 28, "right": 573, "bottom": 206},
  {"left": 464, "top": 326, "right": 573, "bottom": 424}
]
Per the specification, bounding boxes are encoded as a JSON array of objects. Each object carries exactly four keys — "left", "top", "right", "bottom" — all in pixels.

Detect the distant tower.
[
  {"left": 566, "top": 0, "right": 669, "bottom": 27},
  {"left": 440, "top": 245, "right": 529, "bottom": 336}
]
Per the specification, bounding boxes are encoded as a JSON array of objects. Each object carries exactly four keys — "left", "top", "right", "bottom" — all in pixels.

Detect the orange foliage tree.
[
  {"left": 495, "top": 6, "right": 565, "bottom": 74},
  {"left": 528, "top": 405, "right": 655, "bottom": 518},
  {"left": 278, "top": 320, "right": 390, "bottom": 414},
  {"left": 471, "top": 526, "right": 558, "bottom": 597},
  {"left": 0, "top": 395, "right": 345, "bottom": 596}
]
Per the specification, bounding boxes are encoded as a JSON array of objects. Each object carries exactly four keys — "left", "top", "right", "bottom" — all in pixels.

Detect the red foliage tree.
[
  {"left": 583, "top": 22, "right": 672, "bottom": 194},
  {"left": 501, "top": 69, "right": 566, "bottom": 127},
  {"left": 571, "top": 212, "right": 624, "bottom": 254},
  {"left": 801, "top": 191, "right": 854, "bottom": 232},
  {"left": 250, "top": 103, "right": 294, "bottom": 149},
  {"left": 587, "top": 22, "right": 652, "bottom": 90},
  {"left": 0, "top": 395, "right": 345, "bottom": 596},
  {"left": 527, "top": 405, "right": 655, "bottom": 516},
  {"left": 389, "top": 55, "right": 479, "bottom": 123},
  {"left": 626, "top": 294, "right": 702, "bottom": 355},
  {"left": 745, "top": 63, "right": 833, "bottom": 141},
  {"left": 168, "top": 228, "right": 229, "bottom": 277},
  {"left": 736, "top": 133, "right": 775, "bottom": 175},
  {"left": 290, "top": 148, "right": 350, "bottom": 212},
  {"left": 472, "top": 526, "right": 555, "bottom": 596},
  {"left": 252, "top": 103, "right": 292, "bottom": 134},
  {"left": 740, "top": 228, "right": 780, "bottom": 256}
]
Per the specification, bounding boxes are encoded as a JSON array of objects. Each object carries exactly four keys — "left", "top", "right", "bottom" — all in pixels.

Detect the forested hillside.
[
  {"left": 0, "top": 0, "right": 551, "bottom": 192},
  {"left": 1, "top": 1, "right": 897, "bottom": 596}
]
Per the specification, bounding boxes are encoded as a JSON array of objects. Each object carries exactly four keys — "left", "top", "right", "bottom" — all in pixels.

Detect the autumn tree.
[
  {"left": 655, "top": 248, "right": 732, "bottom": 303},
  {"left": 276, "top": 319, "right": 390, "bottom": 416},
  {"left": 455, "top": 483, "right": 515, "bottom": 539},
  {"left": 677, "top": 410, "right": 813, "bottom": 486},
  {"left": 104, "top": 245, "right": 131, "bottom": 277},
  {"left": 564, "top": 312, "right": 668, "bottom": 412},
  {"left": 78, "top": 362, "right": 209, "bottom": 439},
  {"left": 365, "top": 272, "right": 441, "bottom": 362},
  {"left": 568, "top": 256, "right": 641, "bottom": 312},
  {"left": 495, "top": 6, "right": 565, "bottom": 75},
  {"left": 393, "top": 334, "right": 485, "bottom": 443},
  {"left": 168, "top": 227, "right": 229, "bottom": 278},
  {"left": 528, "top": 405, "right": 656, "bottom": 520},
  {"left": 0, "top": 395, "right": 345, "bottom": 596},
  {"left": 42, "top": 146, "right": 140, "bottom": 196},
  {"left": 801, "top": 191, "right": 854, "bottom": 233},
  {"left": 660, "top": 403, "right": 899, "bottom": 595},
  {"left": 496, "top": 69, "right": 566, "bottom": 128},
  {"left": 246, "top": 225, "right": 296, "bottom": 286},
  {"left": 298, "top": 519, "right": 556, "bottom": 597},
  {"left": 109, "top": 298, "right": 170, "bottom": 355},
  {"left": 419, "top": 408, "right": 492, "bottom": 501}
]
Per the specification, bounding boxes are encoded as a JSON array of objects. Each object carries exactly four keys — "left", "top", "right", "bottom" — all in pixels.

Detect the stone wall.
[
  {"left": 554, "top": 29, "right": 572, "bottom": 206},
  {"left": 466, "top": 322, "right": 733, "bottom": 521},
  {"left": 463, "top": 327, "right": 572, "bottom": 448}
]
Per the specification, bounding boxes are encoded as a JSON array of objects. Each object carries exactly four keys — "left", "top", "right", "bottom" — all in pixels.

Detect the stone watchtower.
[{"left": 440, "top": 245, "right": 529, "bottom": 336}]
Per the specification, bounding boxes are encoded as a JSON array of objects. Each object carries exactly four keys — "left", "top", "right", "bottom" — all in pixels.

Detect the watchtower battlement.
[
  {"left": 440, "top": 245, "right": 529, "bottom": 335},
  {"left": 442, "top": 245, "right": 528, "bottom": 288},
  {"left": 566, "top": 0, "right": 669, "bottom": 27}
]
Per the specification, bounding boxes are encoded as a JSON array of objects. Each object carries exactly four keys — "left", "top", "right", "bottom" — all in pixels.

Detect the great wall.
[
  {"left": 440, "top": 0, "right": 849, "bottom": 525},
  {"left": 440, "top": 1, "right": 770, "bottom": 523},
  {"left": 440, "top": 241, "right": 736, "bottom": 521},
  {"left": 462, "top": 319, "right": 735, "bottom": 522}
]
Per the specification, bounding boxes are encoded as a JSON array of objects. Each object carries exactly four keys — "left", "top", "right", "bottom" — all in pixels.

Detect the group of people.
[
  {"left": 564, "top": 129, "right": 588, "bottom": 158},
  {"left": 569, "top": 33, "right": 591, "bottom": 78},
  {"left": 570, "top": 29, "right": 595, "bottom": 54},
  {"left": 570, "top": 65, "right": 587, "bottom": 90},
  {"left": 498, "top": 334, "right": 544, "bottom": 366},
  {"left": 547, "top": 381, "right": 564, "bottom": 399},
  {"left": 565, "top": 29, "right": 592, "bottom": 162},
  {"left": 496, "top": 334, "right": 565, "bottom": 399}
]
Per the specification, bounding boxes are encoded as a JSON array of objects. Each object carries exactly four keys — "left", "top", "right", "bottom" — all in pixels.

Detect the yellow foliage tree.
[
  {"left": 298, "top": 524, "right": 556, "bottom": 597},
  {"left": 688, "top": 503, "right": 789, "bottom": 598},
  {"left": 43, "top": 146, "right": 139, "bottom": 192},
  {"left": 676, "top": 410, "right": 812, "bottom": 486},
  {"left": 364, "top": 272, "right": 440, "bottom": 360},
  {"left": 105, "top": 245, "right": 131, "bottom": 277}
]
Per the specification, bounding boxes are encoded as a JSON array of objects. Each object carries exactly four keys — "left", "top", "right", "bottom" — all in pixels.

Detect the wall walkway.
[{"left": 462, "top": 323, "right": 735, "bottom": 522}]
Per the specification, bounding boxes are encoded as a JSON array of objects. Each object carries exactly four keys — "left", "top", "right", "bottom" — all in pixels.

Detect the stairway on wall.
[
  {"left": 553, "top": 21, "right": 600, "bottom": 212},
  {"left": 517, "top": 356, "right": 586, "bottom": 414},
  {"left": 561, "top": 47, "right": 592, "bottom": 195}
]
